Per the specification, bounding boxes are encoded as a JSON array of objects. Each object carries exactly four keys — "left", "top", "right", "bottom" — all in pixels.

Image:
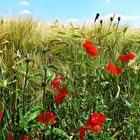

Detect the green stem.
[
  {"left": 43, "top": 68, "right": 46, "bottom": 110},
  {"left": 23, "top": 62, "right": 29, "bottom": 116},
  {"left": 42, "top": 51, "right": 47, "bottom": 140}
]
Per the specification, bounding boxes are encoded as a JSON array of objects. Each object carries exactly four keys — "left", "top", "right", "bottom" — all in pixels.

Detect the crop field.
[{"left": 0, "top": 16, "right": 140, "bottom": 140}]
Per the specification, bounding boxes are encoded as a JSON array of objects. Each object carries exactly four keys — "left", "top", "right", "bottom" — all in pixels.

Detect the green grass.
[{"left": 0, "top": 17, "right": 140, "bottom": 140}]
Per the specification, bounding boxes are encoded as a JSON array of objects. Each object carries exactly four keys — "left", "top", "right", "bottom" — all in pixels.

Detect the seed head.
[
  {"left": 118, "top": 17, "right": 121, "bottom": 21},
  {"left": 110, "top": 17, "right": 113, "bottom": 22},
  {"left": 94, "top": 13, "right": 100, "bottom": 22}
]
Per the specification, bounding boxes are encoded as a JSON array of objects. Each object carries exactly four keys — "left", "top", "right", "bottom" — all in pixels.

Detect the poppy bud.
[
  {"left": 100, "top": 20, "right": 103, "bottom": 25},
  {"left": 118, "top": 17, "right": 121, "bottom": 21},
  {"left": 48, "top": 54, "right": 53, "bottom": 63},
  {"left": 25, "top": 53, "right": 30, "bottom": 63},
  {"left": 16, "top": 50, "right": 21, "bottom": 58},
  {"left": 110, "top": 17, "right": 113, "bottom": 22},
  {"left": 94, "top": 13, "right": 100, "bottom": 22},
  {"left": 13, "top": 73, "right": 17, "bottom": 79}
]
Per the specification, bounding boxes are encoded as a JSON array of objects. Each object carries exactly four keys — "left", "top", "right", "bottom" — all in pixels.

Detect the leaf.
[
  {"left": 44, "top": 128, "right": 71, "bottom": 140},
  {"left": 0, "top": 80, "right": 7, "bottom": 87},
  {"left": 47, "top": 65, "right": 59, "bottom": 71},
  {"left": 16, "top": 65, "right": 26, "bottom": 73},
  {"left": 101, "top": 32, "right": 112, "bottom": 39},
  {"left": 28, "top": 72, "right": 42, "bottom": 79},
  {"left": 45, "top": 74, "right": 56, "bottom": 84},
  {"left": 0, "top": 64, "right": 3, "bottom": 79},
  {"left": 28, "top": 122, "right": 46, "bottom": 129},
  {"left": 19, "top": 106, "right": 43, "bottom": 130},
  {"left": 111, "top": 130, "right": 122, "bottom": 140},
  {"left": 124, "top": 100, "right": 131, "bottom": 107}
]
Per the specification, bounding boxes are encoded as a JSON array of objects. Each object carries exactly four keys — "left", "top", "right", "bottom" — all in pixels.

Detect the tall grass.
[{"left": 0, "top": 16, "right": 140, "bottom": 139}]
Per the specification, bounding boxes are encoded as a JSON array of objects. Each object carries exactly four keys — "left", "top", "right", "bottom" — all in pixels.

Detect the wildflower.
[
  {"left": 37, "top": 111, "right": 57, "bottom": 126},
  {"left": 7, "top": 131, "right": 32, "bottom": 140},
  {"left": 54, "top": 88, "right": 68, "bottom": 104},
  {"left": 82, "top": 41, "right": 98, "bottom": 57},
  {"left": 127, "top": 52, "right": 136, "bottom": 60},
  {"left": 118, "top": 54, "right": 130, "bottom": 62},
  {"left": 20, "top": 135, "right": 32, "bottom": 140},
  {"left": 0, "top": 111, "right": 2, "bottom": 122},
  {"left": 86, "top": 113, "right": 106, "bottom": 131},
  {"left": 107, "top": 62, "right": 122, "bottom": 75},
  {"left": 80, "top": 126, "right": 86, "bottom": 140},
  {"left": 118, "top": 52, "right": 136, "bottom": 62},
  {"left": 51, "top": 75, "right": 63, "bottom": 88},
  {"left": 7, "top": 131, "right": 14, "bottom": 140}
]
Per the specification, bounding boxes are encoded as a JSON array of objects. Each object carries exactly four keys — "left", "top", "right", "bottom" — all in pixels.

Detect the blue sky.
[{"left": 0, "top": 0, "right": 140, "bottom": 27}]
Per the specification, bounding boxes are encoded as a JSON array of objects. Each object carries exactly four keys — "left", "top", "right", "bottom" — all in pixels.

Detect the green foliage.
[
  {"left": 19, "top": 106, "right": 43, "bottom": 130},
  {"left": 0, "top": 17, "right": 140, "bottom": 139},
  {"left": 44, "top": 128, "right": 71, "bottom": 140}
]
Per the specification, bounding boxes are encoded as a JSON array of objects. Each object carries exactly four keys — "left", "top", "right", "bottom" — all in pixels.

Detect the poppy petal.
[
  {"left": 82, "top": 41, "right": 98, "bottom": 57},
  {"left": 80, "top": 126, "right": 86, "bottom": 140},
  {"left": 51, "top": 75, "right": 63, "bottom": 88},
  {"left": 54, "top": 88, "right": 68, "bottom": 104},
  {"left": 7, "top": 131, "right": 14, "bottom": 140},
  {"left": 107, "top": 62, "right": 122, "bottom": 75},
  {"left": 37, "top": 111, "right": 57, "bottom": 126},
  {"left": 20, "top": 135, "right": 32, "bottom": 140},
  {"left": 127, "top": 52, "right": 136, "bottom": 60},
  {"left": 86, "top": 120, "right": 103, "bottom": 131},
  {"left": 0, "top": 111, "right": 2, "bottom": 122},
  {"left": 90, "top": 113, "right": 106, "bottom": 123},
  {"left": 118, "top": 55, "right": 129, "bottom": 62},
  {"left": 118, "top": 52, "right": 136, "bottom": 62}
]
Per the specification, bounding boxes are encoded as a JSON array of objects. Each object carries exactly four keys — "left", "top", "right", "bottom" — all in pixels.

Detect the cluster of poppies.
[
  {"left": 3, "top": 111, "right": 57, "bottom": 140},
  {"left": 1, "top": 112, "right": 29, "bottom": 140},
  {"left": 51, "top": 75, "right": 68, "bottom": 104},
  {"left": 0, "top": 40, "right": 136, "bottom": 140},
  {"left": 80, "top": 113, "right": 107, "bottom": 140},
  {"left": 35, "top": 75, "right": 69, "bottom": 136},
  {"left": 82, "top": 41, "right": 136, "bottom": 75}
]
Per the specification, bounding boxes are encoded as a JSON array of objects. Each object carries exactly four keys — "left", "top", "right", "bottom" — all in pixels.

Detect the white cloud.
[
  {"left": 65, "top": 18, "right": 80, "bottom": 23},
  {"left": 20, "top": 1, "right": 30, "bottom": 6},
  {"left": 103, "top": 13, "right": 140, "bottom": 21},
  {"left": 19, "top": 10, "right": 31, "bottom": 15},
  {"left": 105, "top": 0, "right": 111, "bottom": 4}
]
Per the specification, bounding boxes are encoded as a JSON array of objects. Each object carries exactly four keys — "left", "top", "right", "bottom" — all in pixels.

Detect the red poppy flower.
[
  {"left": 118, "top": 54, "right": 129, "bottom": 62},
  {"left": 37, "top": 111, "right": 57, "bottom": 126},
  {"left": 80, "top": 126, "right": 86, "bottom": 140},
  {"left": 51, "top": 75, "right": 63, "bottom": 88},
  {"left": 86, "top": 113, "right": 106, "bottom": 132},
  {"left": 107, "top": 62, "right": 122, "bottom": 75},
  {"left": 7, "top": 131, "right": 14, "bottom": 140},
  {"left": 82, "top": 41, "right": 98, "bottom": 57},
  {"left": 118, "top": 52, "right": 136, "bottom": 62},
  {"left": 54, "top": 88, "right": 68, "bottom": 104},
  {"left": 127, "top": 52, "right": 136, "bottom": 60},
  {"left": 20, "top": 135, "right": 32, "bottom": 140},
  {"left": 0, "top": 111, "right": 2, "bottom": 122}
]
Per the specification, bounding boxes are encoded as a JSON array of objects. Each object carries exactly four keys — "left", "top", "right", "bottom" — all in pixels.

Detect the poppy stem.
[
  {"left": 42, "top": 49, "right": 47, "bottom": 140},
  {"left": 22, "top": 56, "right": 29, "bottom": 137},
  {"left": 23, "top": 59, "right": 29, "bottom": 115}
]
